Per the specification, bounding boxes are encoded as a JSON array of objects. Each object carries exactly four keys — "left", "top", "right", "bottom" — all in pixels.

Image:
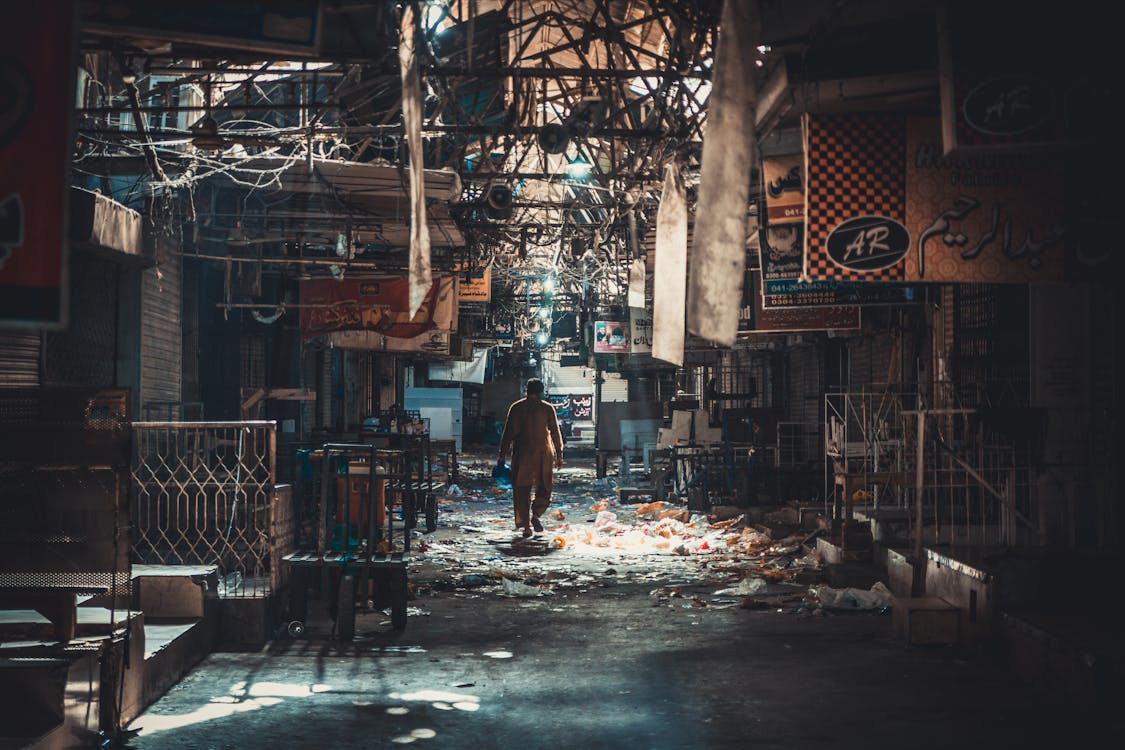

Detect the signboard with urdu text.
[
  {"left": 299, "top": 275, "right": 456, "bottom": 339},
  {"left": 804, "top": 113, "right": 1068, "bottom": 284},
  {"left": 740, "top": 270, "right": 860, "bottom": 333},
  {"left": 629, "top": 307, "right": 652, "bottom": 354},
  {"left": 456, "top": 262, "right": 491, "bottom": 302}
]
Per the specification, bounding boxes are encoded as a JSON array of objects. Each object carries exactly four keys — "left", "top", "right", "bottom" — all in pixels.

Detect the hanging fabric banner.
[
  {"left": 400, "top": 4, "right": 431, "bottom": 317},
  {"left": 652, "top": 164, "right": 687, "bottom": 366},
  {"left": 627, "top": 257, "right": 645, "bottom": 309},
  {"left": 429, "top": 347, "right": 490, "bottom": 383},
  {"left": 686, "top": 0, "right": 759, "bottom": 346}
]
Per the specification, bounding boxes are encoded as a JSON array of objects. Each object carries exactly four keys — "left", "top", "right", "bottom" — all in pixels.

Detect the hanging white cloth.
[
  {"left": 400, "top": 4, "right": 432, "bottom": 317},
  {"left": 652, "top": 164, "right": 688, "bottom": 366},
  {"left": 686, "top": 0, "right": 759, "bottom": 346}
]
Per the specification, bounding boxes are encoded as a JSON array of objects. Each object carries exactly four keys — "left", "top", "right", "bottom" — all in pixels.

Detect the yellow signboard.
[{"left": 456, "top": 263, "right": 491, "bottom": 302}]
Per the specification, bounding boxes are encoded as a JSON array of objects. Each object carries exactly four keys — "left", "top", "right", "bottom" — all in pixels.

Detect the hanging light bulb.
[
  {"left": 536, "top": 331, "right": 550, "bottom": 347},
  {"left": 566, "top": 157, "right": 592, "bottom": 178}
]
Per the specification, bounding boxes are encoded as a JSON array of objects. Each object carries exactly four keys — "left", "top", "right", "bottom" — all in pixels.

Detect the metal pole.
[
  {"left": 593, "top": 359, "right": 605, "bottom": 476},
  {"left": 912, "top": 412, "right": 926, "bottom": 595}
]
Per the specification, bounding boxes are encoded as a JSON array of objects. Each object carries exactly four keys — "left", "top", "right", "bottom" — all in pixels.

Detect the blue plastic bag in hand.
[{"left": 491, "top": 459, "right": 512, "bottom": 490}]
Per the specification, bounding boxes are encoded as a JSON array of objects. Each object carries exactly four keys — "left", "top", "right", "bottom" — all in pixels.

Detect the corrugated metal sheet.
[
  {"left": 141, "top": 257, "right": 182, "bottom": 406},
  {"left": 546, "top": 363, "right": 592, "bottom": 393},
  {"left": 542, "top": 360, "right": 627, "bottom": 404},
  {"left": 0, "top": 331, "right": 40, "bottom": 386}
]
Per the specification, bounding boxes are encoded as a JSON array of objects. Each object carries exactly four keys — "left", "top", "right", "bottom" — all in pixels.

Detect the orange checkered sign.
[{"left": 804, "top": 113, "right": 1070, "bottom": 284}]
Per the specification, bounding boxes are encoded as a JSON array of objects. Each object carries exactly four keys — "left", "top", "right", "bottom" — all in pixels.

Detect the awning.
[{"left": 69, "top": 187, "right": 148, "bottom": 265}]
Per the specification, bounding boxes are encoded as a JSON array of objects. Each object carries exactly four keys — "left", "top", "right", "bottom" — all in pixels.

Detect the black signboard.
[{"left": 569, "top": 394, "right": 592, "bottom": 419}]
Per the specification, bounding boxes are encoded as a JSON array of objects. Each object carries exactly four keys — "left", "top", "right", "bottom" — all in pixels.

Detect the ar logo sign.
[
  {"left": 0, "top": 193, "right": 24, "bottom": 270},
  {"left": 963, "top": 75, "right": 1050, "bottom": 137},
  {"left": 826, "top": 215, "right": 909, "bottom": 272}
]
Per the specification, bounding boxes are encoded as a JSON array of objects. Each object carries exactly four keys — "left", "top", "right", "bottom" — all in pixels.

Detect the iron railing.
[
  {"left": 131, "top": 421, "right": 281, "bottom": 597},
  {"left": 821, "top": 388, "right": 1043, "bottom": 551}
]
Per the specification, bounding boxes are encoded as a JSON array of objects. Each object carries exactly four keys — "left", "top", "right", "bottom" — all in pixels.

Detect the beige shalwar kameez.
[{"left": 498, "top": 396, "right": 564, "bottom": 530}]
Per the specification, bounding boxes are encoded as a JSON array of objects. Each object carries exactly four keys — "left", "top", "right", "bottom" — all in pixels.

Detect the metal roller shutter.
[
  {"left": 600, "top": 372, "right": 628, "bottom": 402},
  {"left": 141, "top": 257, "right": 182, "bottom": 407},
  {"left": 0, "top": 331, "right": 40, "bottom": 386}
]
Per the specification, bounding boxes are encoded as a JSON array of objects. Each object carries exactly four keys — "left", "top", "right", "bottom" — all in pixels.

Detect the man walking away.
[{"left": 498, "top": 378, "right": 564, "bottom": 537}]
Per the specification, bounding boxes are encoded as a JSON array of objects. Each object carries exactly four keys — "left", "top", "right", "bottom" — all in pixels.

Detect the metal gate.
[{"left": 131, "top": 421, "right": 285, "bottom": 597}]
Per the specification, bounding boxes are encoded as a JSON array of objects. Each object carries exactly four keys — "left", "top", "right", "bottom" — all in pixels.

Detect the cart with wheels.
[
  {"left": 283, "top": 443, "right": 416, "bottom": 636},
  {"left": 390, "top": 433, "right": 447, "bottom": 534}
]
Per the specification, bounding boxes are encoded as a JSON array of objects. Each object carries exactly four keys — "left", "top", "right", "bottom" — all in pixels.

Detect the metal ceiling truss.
[{"left": 74, "top": 1, "right": 723, "bottom": 309}]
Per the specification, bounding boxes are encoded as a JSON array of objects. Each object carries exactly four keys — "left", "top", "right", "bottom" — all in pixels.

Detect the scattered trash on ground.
[{"left": 410, "top": 450, "right": 834, "bottom": 614}]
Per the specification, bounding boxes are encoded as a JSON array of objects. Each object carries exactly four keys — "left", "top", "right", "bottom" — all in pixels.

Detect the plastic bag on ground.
[
  {"left": 447, "top": 484, "right": 462, "bottom": 496},
  {"left": 501, "top": 577, "right": 553, "bottom": 597},
  {"left": 593, "top": 510, "right": 618, "bottom": 528},
  {"left": 714, "top": 577, "right": 768, "bottom": 596},
  {"left": 653, "top": 517, "right": 686, "bottom": 537},
  {"left": 811, "top": 581, "right": 893, "bottom": 610},
  {"left": 218, "top": 571, "right": 243, "bottom": 596}
]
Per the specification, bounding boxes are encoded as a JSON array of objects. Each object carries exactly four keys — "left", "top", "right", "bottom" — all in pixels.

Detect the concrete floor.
[{"left": 125, "top": 454, "right": 1113, "bottom": 749}]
